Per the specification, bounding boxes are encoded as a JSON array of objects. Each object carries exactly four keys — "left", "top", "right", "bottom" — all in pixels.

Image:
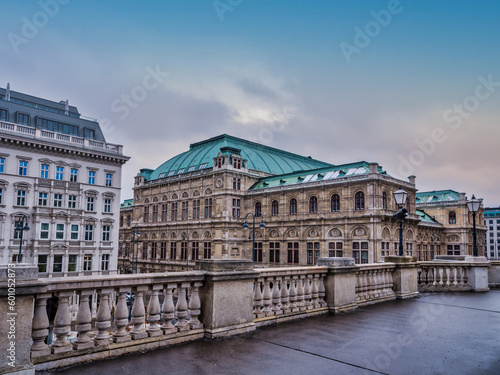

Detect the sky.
[{"left": 1, "top": 0, "right": 499, "bottom": 205}]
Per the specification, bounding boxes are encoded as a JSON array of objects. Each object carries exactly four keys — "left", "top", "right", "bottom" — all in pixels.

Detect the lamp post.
[
  {"left": 393, "top": 188, "right": 408, "bottom": 256},
  {"left": 242, "top": 212, "right": 265, "bottom": 262},
  {"left": 131, "top": 226, "right": 140, "bottom": 274},
  {"left": 467, "top": 195, "right": 481, "bottom": 257},
  {"left": 15, "top": 215, "right": 30, "bottom": 263}
]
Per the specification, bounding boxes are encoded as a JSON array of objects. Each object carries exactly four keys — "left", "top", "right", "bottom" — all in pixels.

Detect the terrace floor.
[{"left": 41, "top": 290, "right": 500, "bottom": 375}]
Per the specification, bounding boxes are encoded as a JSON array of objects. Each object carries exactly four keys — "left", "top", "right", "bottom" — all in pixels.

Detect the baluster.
[
  {"left": 289, "top": 276, "right": 298, "bottom": 312},
  {"left": 73, "top": 290, "right": 94, "bottom": 349},
  {"left": 463, "top": 267, "right": 469, "bottom": 286},
  {"left": 304, "top": 276, "right": 313, "bottom": 310},
  {"left": 438, "top": 268, "right": 444, "bottom": 286},
  {"left": 253, "top": 279, "right": 264, "bottom": 318},
  {"left": 130, "top": 286, "right": 148, "bottom": 339},
  {"left": 452, "top": 267, "right": 458, "bottom": 286},
  {"left": 262, "top": 278, "right": 272, "bottom": 316},
  {"left": 147, "top": 285, "right": 162, "bottom": 337},
  {"left": 361, "top": 271, "right": 368, "bottom": 302},
  {"left": 355, "top": 272, "right": 361, "bottom": 302},
  {"left": 458, "top": 267, "right": 465, "bottom": 285},
  {"left": 188, "top": 282, "right": 203, "bottom": 329},
  {"left": 318, "top": 274, "right": 327, "bottom": 307},
  {"left": 175, "top": 282, "right": 190, "bottom": 331},
  {"left": 311, "top": 274, "right": 320, "bottom": 308},
  {"left": 31, "top": 293, "right": 51, "bottom": 357},
  {"left": 281, "top": 276, "right": 291, "bottom": 314},
  {"left": 113, "top": 288, "right": 131, "bottom": 343},
  {"left": 432, "top": 267, "right": 437, "bottom": 286},
  {"left": 95, "top": 289, "right": 113, "bottom": 345},
  {"left": 271, "top": 277, "right": 283, "bottom": 315},
  {"left": 51, "top": 291, "right": 73, "bottom": 353},
  {"left": 445, "top": 268, "right": 451, "bottom": 286},
  {"left": 161, "top": 284, "right": 177, "bottom": 334},
  {"left": 297, "top": 275, "right": 306, "bottom": 311}
]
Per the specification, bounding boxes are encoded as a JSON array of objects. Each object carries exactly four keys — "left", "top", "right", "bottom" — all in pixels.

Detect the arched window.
[
  {"left": 382, "top": 191, "right": 387, "bottom": 209},
  {"left": 355, "top": 192, "right": 365, "bottom": 210},
  {"left": 127, "top": 215, "right": 131, "bottom": 226},
  {"left": 255, "top": 202, "right": 262, "bottom": 216},
  {"left": 449, "top": 211, "right": 456, "bottom": 224},
  {"left": 290, "top": 198, "right": 297, "bottom": 215},
  {"left": 271, "top": 200, "right": 279, "bottom": 216},
  {"left": 309, "top": 196, "right": 318, "bottom": 213},
  {"left": 331, "top": 194, "right": 340, "bottom": 212}
]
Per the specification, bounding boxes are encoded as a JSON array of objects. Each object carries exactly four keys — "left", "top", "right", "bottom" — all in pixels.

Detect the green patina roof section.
[
  {"left": 148, "top": 134, "right": 332, "bottom": 180},
  {"left": 249, "top": 161, "right": 386, "bottom": 190},
  {"left": 416, "top": 190, "right": 461, "bottom": 203},
  {"left": 120, "top": 199, "right": 134, "bottom": 208},
  {"left": 416, "top": 209, "right": 439, "bottom": 223}
]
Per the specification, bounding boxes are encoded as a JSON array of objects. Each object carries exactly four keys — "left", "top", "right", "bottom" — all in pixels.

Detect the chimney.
[
  {"left": 408, "top": 175, "right": 416, "bottom": 185},
  {"left": 5, "top": 83, "right": 10, "bottom": 101}
]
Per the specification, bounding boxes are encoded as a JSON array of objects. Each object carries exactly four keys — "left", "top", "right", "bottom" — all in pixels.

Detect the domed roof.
[{"left": 148, "top": 134, "right": 332, "bottom": 180}]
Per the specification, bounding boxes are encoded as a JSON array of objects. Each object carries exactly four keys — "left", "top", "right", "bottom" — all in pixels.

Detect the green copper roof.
[
  {"left": 120, "top": 199, "right": 134, "bottom": 208},
  {"left": 148, "top": 134, "right": 332, "bottom": 180},
  {"left": 249, "top": 161, "right": 386, "bottom": 190},
  {"left": 416, "top": 209, "right": 439, "bottom": 223},
  {"left": 416, "top": 190, "right": 461, "bottom": 203}
]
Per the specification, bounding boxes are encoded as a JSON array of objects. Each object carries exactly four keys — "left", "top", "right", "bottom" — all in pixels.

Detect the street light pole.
[
  {"left": 15, "top": 215, "right": 30, "bottom": 263},
  {"left": 243, "top": 212, "right": 265, "bottom": 263},
  {"left": 393, "top": 188, "right": 408, "bottom": 257},
  {"left": 467, "top": 195, "right": 481, "bottom": 257}
]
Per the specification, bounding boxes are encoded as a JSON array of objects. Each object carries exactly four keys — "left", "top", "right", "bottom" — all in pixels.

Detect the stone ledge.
[{"left": 254, "top": 307, "right": 329, "bottom": 327}]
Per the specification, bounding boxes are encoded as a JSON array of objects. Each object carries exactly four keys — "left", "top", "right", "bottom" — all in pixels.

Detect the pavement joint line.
[
  {"left": 250, "top": 337, "right": 390, "bottom": 375},
  {"left": 409, "top": 299, "right": 500, "bottom": 314}
]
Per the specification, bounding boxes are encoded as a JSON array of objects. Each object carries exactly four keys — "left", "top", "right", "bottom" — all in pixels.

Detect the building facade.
[
  {"left": 118, "top": 134, "right": 485, "bottom": 273},
  {"left": 484, "top": 207, "right": 500, "bottom": 260},
  {"left": 0, "top": 84, "right": 129, "bottom": 277}
]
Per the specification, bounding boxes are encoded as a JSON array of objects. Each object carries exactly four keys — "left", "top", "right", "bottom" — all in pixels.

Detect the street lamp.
[
  {"left": 131, "top": 226, "right": 140, "bottom": 274},
  {"left": 242, "top": 212, "right": 265, "bottom": 262},
  {"left": 393, "top": 188, "right": 408, "bottom": 256},
  {"left": 467, "top": 194, "right": 481, "bottom": 257},
  {"left": 15, "top": 215, "right": 30, "bottom": 263}
]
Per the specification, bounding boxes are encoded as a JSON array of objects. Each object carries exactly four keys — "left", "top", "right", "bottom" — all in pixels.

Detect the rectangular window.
[
  {"left": 328, "top": 242, "right": 343, "bottom": 257},
  {"left": 144, "top": 206, "right": 150, "bottom": 223},
  {"left": 37, "top": 118, "right": 79, "bottom": 136},
  {"left": 0, "top": 157, "right": 4, "bottom": 173},
  {"left": 151, "top": 205, "right": 158, "bottom": 222},
  {"left": 70, "top": 224, "right": 79, "bottom": 240},
  {"left": 85, "top": 128, "right": 95, "bottom": 139},
  {"left": 38, "top": 192, "right": 48, "bottom": 206},
  {"left": 160, "top": 242, "right": 167, "bottom": 259},
  {"left": 182, "top": 201, "right": 188, "bottom": 220},
  {"left": 84, "top": 224, "right": 93, "bottom": 241},
  {"left": 102, "top": 225, "right": 111, "bottom": 241},
  {"left": 40, "top": 223, "right": 49, "bottom": 239},
  {"left": 68, "top": 255, "right": 78, "bottom": 272},
  {"left": 54, "top": 193, "right": 63, "bottom": 207},
  {"left": 287, "top": 242, "right": 299, "bottom": 264},
  {"left": 171, "top": 202, "right": 178, "bottom": 221},
  {"left": 53, "top": 255, "right": 63, "bottom": 273},
  {"left": 232, "top": 198, "right": 240, "bottom": 218},
  {"left": 254, "top": 242, "right": 263, "bottom": 263},
  {"left": 87, "top": 197, "right": 95, "bottom": 211},
  {"left": 203, "top": 242, "right": 212, "bottom": 259},
  {"left": 170, "top": 242, "right": 177, "bottom": 259},
  {"left": 17, "top": 113, "right": 29, "bottom": 125},
  {"left": 68, "top": 195, "right": 77, "bottom": 208},
  {"left": 105, "top": 173, "right": 113, "bottom": 187},
  {"left": 83, "top": 254, "right": 92, "bottom": 271},
  {"left": 55, "top": 223, "right": 64, "bottom": 239},
  {"left": 88, "top": 170, "right": 96, "bottom": 184},
  {"left": 38, "top": 255, "right": 48, "bottom": 273},
  {"left": 269, "top": 242, "right": 280, "bottom": 263},
  {"left": 104, "top": 198, "right": 112, "bottom": 213},
  {"left": 307, "top": 242, "right": 320, "bottom": 265},
  {"left": 70, "top": 168, "right": 78, "bottom": 182},
  {"left": 193, "top": 199, "right": 200, "bottom": 219},
  {"left": 205, "top": 198, "right": 212, "bottom": 218},
  {"left": 0, "top": 108, "right": 7, "bottom": 121},
  {"left": 16, "top": 190, "right": 26, "bottom": 206},
  {"left": 151, "top": 242, "right": 157, "bottom": 259},
  {"left": 180, "top": 241, "right": 188, "bottom": 260},
  {"left": 192, "top": 242, "right": 199, "bottom": 261},
  {"left": 232, "top": 177, "right": 241, "bottom": 190},
  {"left": 40, "top": 164, "right": 49, "bottom": 179},
  {"left": 161, "top": 204, "right": 168, "bottom": 221},
  {"left": 56, "top": 166, "right": 64, "bottom": 180},
  {"left": 101, "top": 254, "right": 110, "bottom": 271},
  {"left": 18, "top": 160, "right": 28, "bottom": 176},
  {"left": 0, "top": 187, "right": 3, "bottom": 204}
]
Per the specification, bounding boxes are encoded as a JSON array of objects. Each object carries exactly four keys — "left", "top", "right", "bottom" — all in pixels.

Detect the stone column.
[
  {"left": 0, "top": 264, "right": 47, "bottom": 375},
  {"left": 317, "top": 258, "right": 358, "bottom": 313},
  {"left": 385, "top": 256, "right": 419, "bottom": 299},
  {"left": 196, "top": 260, "right": 259, "bottom": 339}
]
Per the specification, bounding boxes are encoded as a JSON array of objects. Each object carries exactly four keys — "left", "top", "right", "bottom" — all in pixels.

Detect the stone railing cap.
[{"left": 317, "top": 257, "right": 355, "bottom": 267}]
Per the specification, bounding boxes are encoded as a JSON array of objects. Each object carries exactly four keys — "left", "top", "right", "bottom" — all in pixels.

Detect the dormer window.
[
  {"left": 217, "top": 157, "right": 224, "bottom": 168},
  {"left": 233, "top": 158, "right": 241, "bottom": 169}
]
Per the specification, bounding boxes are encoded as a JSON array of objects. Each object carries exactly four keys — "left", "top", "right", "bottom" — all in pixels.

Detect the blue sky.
[{"left": 1, "top": 0, "right": 500, "bottom": 205}]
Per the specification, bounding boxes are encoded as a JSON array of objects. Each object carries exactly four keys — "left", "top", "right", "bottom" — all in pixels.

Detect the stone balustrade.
[
  {"left": 418, "top": 262, "right": 470, "bottom": 291},
  {"left": 355, "top": 264, "right": 396, "bottom": 306},
  {"left": 253, "top": 267, "right": 328, "bottom": 325}
]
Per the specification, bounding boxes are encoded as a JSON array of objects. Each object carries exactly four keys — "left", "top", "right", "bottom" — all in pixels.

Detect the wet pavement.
[{"left": 42, "top": 290, "right": 500, "bottom": 375}]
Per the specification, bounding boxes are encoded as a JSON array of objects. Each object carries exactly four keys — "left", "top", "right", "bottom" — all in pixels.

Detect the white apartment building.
[{"left": 0, "top": 84, "right": 129, "bottom": 277}]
